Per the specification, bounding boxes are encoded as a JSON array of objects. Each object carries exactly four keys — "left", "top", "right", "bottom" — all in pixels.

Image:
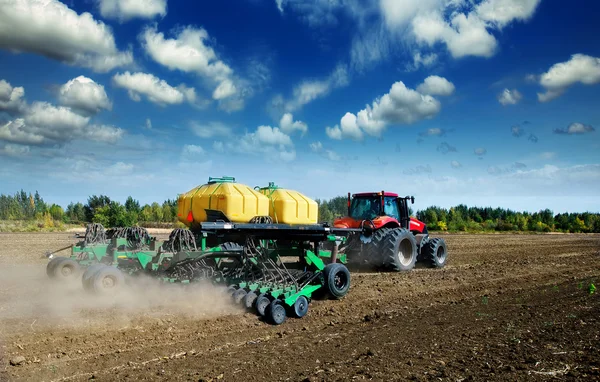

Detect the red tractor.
[{"left": 333, "top": 191, "right": 447, "bottom": 271}]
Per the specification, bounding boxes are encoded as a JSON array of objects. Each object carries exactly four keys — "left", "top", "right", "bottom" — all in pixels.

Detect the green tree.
[
  {"left": 151, "top": 202, "right": 163, "bottom": 222},
  {"left": 125, "top": 196, "right": 141, "bottom": 214},
  {"left": 48, "top": 204, "right": 64, "bottom": 221},
  {"left": 85, "top": 195, "right": 111, "bottom": 222}
]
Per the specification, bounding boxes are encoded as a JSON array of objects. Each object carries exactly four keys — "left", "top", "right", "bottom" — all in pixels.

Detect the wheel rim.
[
  {"left": 398, "top": 239, "right": 413, "bottom": 266},
  {"left": 436, "top": 246, "right": 446, "bottom": 261},
  {"left": 61, "top": 265, "right": 73, "bottom": 277},
  {"left": 257, "top": 298, "right": 269, "bottom": 315},
  {"left": 273, "top": 305, "right": 285, "bottom": 323},
  {"left": 334, "top": 271, "right": 348, "bottom": 291},
  {"left": 295, "top": 296, "right": 308, "bottom": 316},
  {"left": 102, "top": 275, "right": 116, "bottom": 289}
]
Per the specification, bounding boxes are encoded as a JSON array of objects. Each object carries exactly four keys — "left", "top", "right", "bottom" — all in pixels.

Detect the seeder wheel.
[
  {"left": 290, "top": 295, "right": 309, "bottom": 318},
  {"left": 267, "top": 299, "right": 287, "bottom": 325},
  {"left": 324, "top": 263, "right": 351, "bottom": 299},
  {"left": 81, "top": 263, "right": 106, "bottom": 290},
  {"left": 49, "top": 258, "right": 81, "bottom": 281},
  {"left": 46, "top": 256, "right": 68, "bottom": 278},
  {"left": 84, "top": 266, "right": 125, "bottom": 295},
  {"left": 232, "top": 288, "right": 247, "bottom": 304},
  {"left": 243, "top": 291, "right": 258, "bottom": 309},
  {"left": 255, "top": 293, "right": 271, "bottom": 316}
]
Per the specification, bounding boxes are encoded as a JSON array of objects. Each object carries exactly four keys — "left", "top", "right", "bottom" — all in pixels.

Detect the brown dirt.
[{"left": 0, "top": 233, "right": 599, "bottom": 382}]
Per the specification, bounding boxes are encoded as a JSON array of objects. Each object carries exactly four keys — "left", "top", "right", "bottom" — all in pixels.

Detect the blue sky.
[{"left": 0, "top": 0, "right": 599, "bottom": 213}]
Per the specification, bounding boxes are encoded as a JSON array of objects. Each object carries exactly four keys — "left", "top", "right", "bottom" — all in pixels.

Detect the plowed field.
[{"left": 1, "top": 233, "right": 599, "bottom": 381}]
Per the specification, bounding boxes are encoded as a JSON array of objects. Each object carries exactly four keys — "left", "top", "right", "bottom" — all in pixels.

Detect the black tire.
[
  {"left": 52, "top": 258, "right": 81, "bottom": 281},
  {"left": 82, "top": 263, "right": 105, "bottom": 290},
  {"left": 46, "top": 256, "right": 67, "bottom": 278},
  {"left": 291, "top": 295, "right": 309, "bottom": 318},
  {"left": 364, "top": 227, "right": 393, "bottom": 265},
  {"left": 380, "top": 228, "right": 417, "bottom": 271},
  {"left": 243, "top": 291, "right": 258, "bottom": 309},
  {"left": 420, "top": 238, "right": 448, "bottom": 268},
  {"left": 255, "top": 293, "right": 271, "bottom": 316},
  {"left": 417, "top": 236, "right": 430, "bottom": 262},
  {"left": 87, "top": 266, "right": 125, "bottom": 295},
  {"left": 340, "top": 233, "right": 364, "bottom": 265},
  {"left": 323, "top": 263, "right": 351, "bottom": 299},
  {"left": 226, "top": 285, "right": 237, "bottom": 296},
  {"left": 220, "top": 242, "right": 243, "bottom": 251},
  {"left": 267, "top": 299, "right": 287, "bottom": 325},
  {"left": 232, "top": 288, "right": 247, "bottom": 304}
]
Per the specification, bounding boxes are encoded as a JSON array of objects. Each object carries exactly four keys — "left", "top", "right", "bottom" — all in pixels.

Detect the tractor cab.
[{"left": 334, "top": 191, "right": 426, "bottom": 234}]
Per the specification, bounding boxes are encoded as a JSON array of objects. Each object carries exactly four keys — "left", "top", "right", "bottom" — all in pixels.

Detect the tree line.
[
  {"left": 1, "top": 190, "right": 599, "bottom": 233},
  {"left": 0, "top": 190, "right": 178, "bottom": 228},
  {"left": 316, "top": 197, "right": 600, "bottom": 233}
]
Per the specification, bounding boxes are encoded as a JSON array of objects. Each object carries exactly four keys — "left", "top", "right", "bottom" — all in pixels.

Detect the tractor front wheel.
[{"left": 421, "top": 238, "right": 448, "bottom": 268}]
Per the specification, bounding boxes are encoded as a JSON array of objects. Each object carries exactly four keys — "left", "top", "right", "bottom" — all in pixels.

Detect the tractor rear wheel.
[
  {"left": 364, "top": 227, "right": 393, "bottom": 266},
  {"left": 420, "top": 238, "right": 448, "bottom": 268},
  {"left": 380, "top": 228, "right": 417, "bottom": 272}
]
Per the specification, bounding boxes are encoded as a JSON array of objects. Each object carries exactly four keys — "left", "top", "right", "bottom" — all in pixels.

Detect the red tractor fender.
[{"left": 409, "top": 217, "right": 426, "bottom": 233}]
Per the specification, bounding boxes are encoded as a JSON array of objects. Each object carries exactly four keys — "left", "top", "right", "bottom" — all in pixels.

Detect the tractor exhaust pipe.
[{"left": 347, "top": 192, "right": 351, "bottom": 216}]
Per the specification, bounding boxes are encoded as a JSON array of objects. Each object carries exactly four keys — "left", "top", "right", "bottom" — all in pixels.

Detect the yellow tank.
[
  {"left": 258, "top": 182, "right": 319, "bottom": 225},
  {"left": 177, "top": 176, "right": 269, "bottom": 225}
]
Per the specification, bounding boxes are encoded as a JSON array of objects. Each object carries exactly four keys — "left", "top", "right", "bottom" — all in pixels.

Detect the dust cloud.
[{"left": 0, "top": 264, "right": 243, "bottom": 334}]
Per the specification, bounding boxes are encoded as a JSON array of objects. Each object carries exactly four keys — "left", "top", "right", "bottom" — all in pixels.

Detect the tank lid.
[
  {"left": 208, "top": 176, "right": 236, "bottom": 184},
  {"left": 257, "top": 181, "right": 279, "bottom": 190}
]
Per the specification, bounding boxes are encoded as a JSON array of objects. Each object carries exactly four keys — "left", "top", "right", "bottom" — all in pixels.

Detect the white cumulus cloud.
[
  {"left": 329, "top": 78, "right": 444, "bottom": 140},
  {"left": 416, "top": 75, "right": 455, "bottom": 96},
  {"left": 140, "top": 24, "right": 240, "bottom": 108},
  {"left": 537, "top": 54, "right": 600, "bottom": 102},
  {"left": 279, "top": 113, "right": 308, "bottom": 136},
  {"left": 96, "top": 0, "right": 167, "bottom": 21},
  {"left": 0, "top": 0, "right": 133, "bottom": 72},
  {"left": 112, "top": 71, "right": 196, "bottom": 106},
  {"left": 381, "top": 0, "right": 541, "bottom": 60},
  {"left": 276, "top": 64, "right": 349, "bottom": 113},
  {"left": 498, "top": 88, "right": 523, "bottom": 105},
  {"left": 182, "top": 144, "right": 205, "bottom": 156},
  {"left": 59, "top": 76, "right": 112, "bottom": 115},
  {"left": 0, "top": 143, "right": 30, "bottom": 157},
  {"left": 553, "top": 122, "right": 595, "bottom": 135},
  {"left": 0, "top": 79, "right": 26, "bottom": 114},
  {"left": 0, "top": 101, "right": 123, "bottom": 146}
]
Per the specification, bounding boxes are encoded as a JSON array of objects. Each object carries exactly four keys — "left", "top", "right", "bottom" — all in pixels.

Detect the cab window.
[{"left": 383, "top": 196, "right": 399, "bottom": 219}]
